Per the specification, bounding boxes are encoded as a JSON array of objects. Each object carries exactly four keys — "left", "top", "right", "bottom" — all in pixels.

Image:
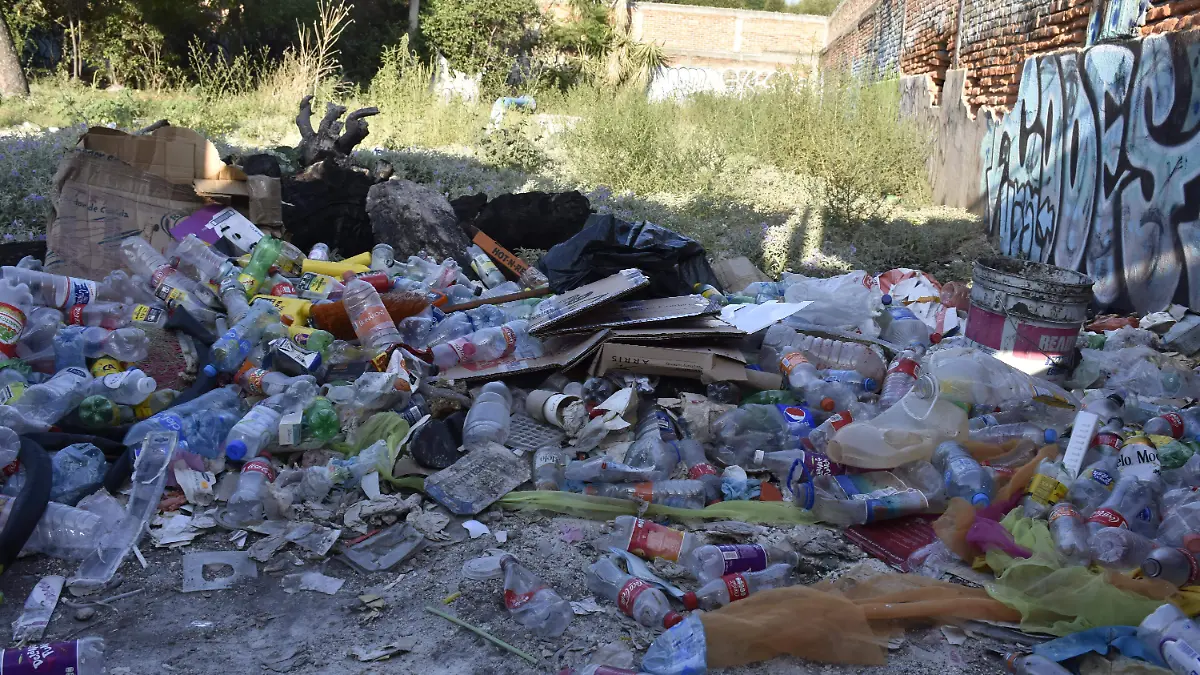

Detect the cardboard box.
[
  {"left": 80, "top": 126, "right": 243, "bottom": 185},
  {"left": 608, "top": 318, "right": 744, "bottom": 341},
  {"left": 540, "top": 295, "right": 720, "bottom": 335},
  {"left": 528, "top": 269, "right": 650, "bottom": 335},
  {"left": 440, "top": 330, "right": 609, "bottom": 382},
  {"left": 589, "top": 342, "right": 780, "bottom": 388},
  {"left": 711, "top": 256, "right": 769, "bottom": 292}
]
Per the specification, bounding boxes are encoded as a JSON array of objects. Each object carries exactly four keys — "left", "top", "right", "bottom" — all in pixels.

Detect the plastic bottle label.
[
  {"left": 1161, "top": 638, "right": 1200, "bottom": 674},
  {"left": 826, "top": 412, "right": 853, "bottom": 431},
  {"left": 863, "top": 490, "right": 929, "bottom": 523},
  {"left": 0, "top": 640, "right": 81, "bottom": 674},
  {"left": 471, "top": 254, "right": 501, "bottom": 284},
  {"left": 0, "top": 382, "right": 25, "bottom": 405},
  {"left": 1093, "top": 431, "right": 1123, "bottom": 451},
  {"left": 1118, "top": 438, "right": 1161, "bottom": 481},
  {"left": 787, "top": 451, "right": 845, "bottom": 487},
  {"left": 350, "top": 305, "right": 392, "bottom": 338},
  {"left": 0, "top": 301, "right": 27, "bottom": 357},
  {"left": 886, "top": 357, "right": 920, "bottom": 379},
  {"left": 1087, "top": 468, "right": 1116, "bottom": 491},
  {"left": 1086, "top": 507, "right": 1128, "bottom": 529},
  {"left": 626, "top": 518, "right": 685, "bottom": 561},
  {"left": 153, "top": 282, "right": 187, "bottom": 309},
  {"left": 775, "top": 404, "right": 816, "bottom": 441},
  {"left": 101, "top": 371, "right": 132, "bottom": 389},
  {"left": 633, "top": 482, "right": 655, "bottom": 503},
  {"left": 66, "top": 304, "right": 86, "bottom": 325},
  {"left": 717, "top": 544, "right": 768, "bottom": 575},
  {"left": 1047, "top": 503, "right": 1080, "bottom": 524},
  {"left": 828, "top": 474, "right": 929, "bottom": 522},
  {"left": 616, "top": 578, "right": 652, "bottom": 617},
  {"left": 779, "top": 352, "right": 810, "bottom": 377},
  {"left": 1026, "top": 474, "right": 1068, "bottom": 506},
  {"left": 242, "top": 459, "right": 276, "bottom": 481},
  {"left": 498, "top": 325, "right": 518, "bottom": 358},
  {"left": 504, "top": 586, "right": 544, "bottom": 610},
  {"left": 270, "top": 279, "right": 296, "bottom": 296},
  {"left": 131, "top": 304, "right": 162, "bottom": 325},
  {"left": 688, "top": 463, "right": 718, "bottom": 479},
  {"left": 723, "top": 574, "right": 751, "bottom": 602},
  {"left": 1159, "top": 413, "right": 1186, "bottom": 439}
]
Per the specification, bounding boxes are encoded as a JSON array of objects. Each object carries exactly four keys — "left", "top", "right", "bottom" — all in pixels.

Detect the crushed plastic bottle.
[
  {"left": 123, "top": 386, "right": 244, "bottom": 459},
  {"left": 793, "top": 461, "right": 941, "bottom": 526},
  {"left": 0, "top": 495, "right": 104, "bottom": 560},
  {"left": 1065, "top": 454, "right": 1119, "bottom": 517},
  {"left": 878, "top": 301, "right": 932, "bottom": 346},
  {"left": 686, "top": 543, "right": 798, "bottom": 583},
  {"left": 80, "top": 326, "right": 150, "bottom": 362},
  {"left": 462, "top": 382, "right": 512, "bottom": 450},
  {"left": 586, "top": 556, "right": 683, "bottom": 629},
  {"left": 224, "top": 457, "right": 276, "bottom": 526},
  {"left": 931, "top": 441, "right": 993, "bottom": 507},
  {"left": 500, "top": 555, "right": 573, "bottom": 637},
  {"left": 1047, "top": 503, "right": 1091, "bottom": 566},
  {"left": 682, "top": 563, "right": 792, "bottom": 610},
  {"left": 207, "top": 300, "right": 281, "bottom": 373},
  {"left": 583, "top": 481, "right": 707, "bottom": 510},
  {"left": 601, "top": 516, "right": 702, "bottom": 563}
]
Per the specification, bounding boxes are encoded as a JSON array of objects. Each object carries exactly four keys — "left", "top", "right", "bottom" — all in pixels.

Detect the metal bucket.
[{"left": 964, "top": 257, "right": 1094, "bottom": 382}]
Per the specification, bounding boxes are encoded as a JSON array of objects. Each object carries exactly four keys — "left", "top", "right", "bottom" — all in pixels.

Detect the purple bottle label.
[
  {"left": 1, "top": 641, "right": 81, "bottom": 674},
  {"left": 717, "top": 544, "right": 768, "bottom": 575}
]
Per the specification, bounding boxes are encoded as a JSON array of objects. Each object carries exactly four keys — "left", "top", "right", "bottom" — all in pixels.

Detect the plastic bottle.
[
  {"left": 302, "top": 397, "right": 340, "bottom": 441},
  {"left": 0, "top": 426, "right": 17, "bottom": 468},
  {"left": 80, "top": 326, "right": 150, "bottom": 362},
  {"left": 1146, "top": 410, "right": 1200, "bottom": 441},
  {"left": 534, "top": 447, "right": 567, "bottom": 491},
  {"left": 207, "top": 300, "right": 281, "bottom": 373},
  {"left": 85, "top": 368, "right": 156, "bottom": 405},
  {"left": 77, "top": 395, "right": 135, "bottom": 427},
  {"left": 803, "top": 406, "right": 871, "bottom": 454},
  {"left": 174, "top": 234, "right": 234, "bottom": 283},
  {"left": 779, "top": 330, "right": 887, "bottom": 382},
  {"left": 462, "top": 382, "right": 512, "bottom": 450},
  {"left": 1022, "top": 459, "right": 1071, "bottom": 518},
  {"left": 710, "top": 404, "right": 817, "bottom": 465},
  {"left": 0, "top": 278, "right": 34, "bottom": 358},
  {"left": 468, "top": 244, "right": 506, "bottom": 288},
  {"left": 877, "top": 302, "right": 932, "bottom": 346},
  {"left": 584, "top": 481, "right": 707, "bottom": 510},
  {"left": 97, "top": 269, "right": 159, "bottom": 306},
  {"left": 500, "top": 555, "right": 573, "bottom": 637},
  {"left": 565, "top": 457, "right": 663, "bottom": 484},
  {"left": 686, "top": 543, "right": 799, "bottom": 583},
  {"left": 1083, "top": 393, "right": 1126, "bottom": 426},
  {"left": 1138, "top": 604, "right": 1200, "bottom": 675},
  {"left": 1047, "top": 503, "right": 1091, "bottom": 566},
  {"left": 53, "top": 325, "right": 87, "bottom": 371},
  {"left": 1090, "top": 527, "right": 1157, "bottom": 570},
  {"left": 1004, "top": 653, "right": 1072, "bottom": 675},
  {"left": 341, "top": 274, "right": 402, "bottom": 352},
  {"left": 678, "top": 439, "right": 720, "bottom": 501},
  {"left": 0, "top": 495, "right": 104, "bottom": 560},
  {"left": 0, "top": 637, "right": 107, "bottom": 675},
  {"left": 931, "top": 441, "right": 994, "bottom": 507},
  {"left": 800, "top": 380, "right": 862, "bottom": 417},
  {"left": 793, "top": 461, "right": 941, "bottom": 526},
  {"left": 237, "top": 236, "right": 282, "bottom": 296},
  {"left": 602, "top": 516, "right": 702, "bottom": 563},
  {"left": 265, "top": 270, "right": 297, "bottom": 297},
  {"left": 1086, "top": 475, "right": 1157, "bottom": 535},
  {"left": 217, "top": 273, "right": 251, "bottom": 324},
  {"left": 123, "top": 386, "right": 244, "bottom": 458},
  {"left": 743, "top": 280, "right": 785, "bottom": 303},
  {"left": 682, "top": 563, "right": 792, "bottom": 610},
  {"left": 822, "top": 369, "right": 879, "bottom": 393},
  {"left": 224, "top": 457, "right": 276, "bottom": 526},
  {"left": 224, "top": 405, "right": 283, "bottom": 461},
  {"left": 919, "top": 348, "right": 1077, "bottom": 410},
  {"left": 119, "top": 237, "right": 215, "bottom": 309},
  {"left": 585, "top": 557, "right": 684, "bottom": 629},
  {"left": 1065, "top": 454, "right": 1119, "bottom": 517},
  {"left": 1142, "top": 547, "right": 1200, "bottom": 587},
  {"left": 693, "top": 283, "right": 727, "bottom": 305},
  {"left": 824, "top": 388, "right": 968, "bottom": 469},
  {"left": 66, "top": 301, "right": 167, "bottom": 330},
  {"left": 0, "top": 366, "right": 91, "bottom": 432},
  {"left": 308, "top": 243, "right": 330, "bottom": 261},
  {"left": 969, "top": 423, "right": 1058, "bottom": 447},
  {"left": 0, "top": 267, "right": 98, "bottom": 308},
  {"left": 431, "top": 320, "right": 543, "bottom": 368}
]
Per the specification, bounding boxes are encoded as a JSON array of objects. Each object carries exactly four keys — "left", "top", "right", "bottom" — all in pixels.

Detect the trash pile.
[{"left": 3, "top": 122, "right": 1200, "bottom": 675}]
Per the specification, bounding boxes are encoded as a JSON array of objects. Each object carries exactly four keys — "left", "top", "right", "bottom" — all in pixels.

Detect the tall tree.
[
  {"left": 407, "top": 0, "right": 419, "bottom": 46},
  {"left": 0, "top": 13, "right": 30, "bottom": 97}
]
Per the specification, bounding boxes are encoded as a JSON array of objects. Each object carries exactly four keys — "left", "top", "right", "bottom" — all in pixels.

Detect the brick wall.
[
  {"left": 1142, "top": 0, "right": 1200, "bottom": 34},
  {"left": 899, "top": 0, "right": 957, "bottom": 95}
]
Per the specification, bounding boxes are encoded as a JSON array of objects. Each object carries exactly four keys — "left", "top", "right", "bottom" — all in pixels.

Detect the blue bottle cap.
[
  {"left": 1044, "top": 428, "right": 1058, "bottom": 444},
  {"left": 881, "top": 294, "right": 892, "bottom": 305},
  {"left": 203, "top": 364, "right": 217, "bottom": 377},
  {"left": 862, "top": 377, "right": 877, "bottom": 392},
  {"left": 971, "top": 494, "right": 991, "bottom": 507},
  {"left": 226, "top": 439, "right": 248, "bottom": 460}
]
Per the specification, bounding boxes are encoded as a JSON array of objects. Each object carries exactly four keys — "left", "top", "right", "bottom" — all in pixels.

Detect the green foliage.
[
  {"left": 0, "top": 127, "right": 76, "bottom": 242},
  {"left": 420, "top": 0, "right": 539, "bottom": 94},
  {"left": 477, "top": 123, "right": 545, "bottom": 172}
]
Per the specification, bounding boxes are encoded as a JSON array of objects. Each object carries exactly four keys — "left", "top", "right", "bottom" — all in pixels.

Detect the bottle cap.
[
  {"left": 930, "top": 332, "right": 943, "bottom": 344},
  {"left": 203, "top": 364, "right": 217, "bottom": 377},
  {"left": 820, "top": 398, "right": 835, "bottom": 412},
  {"left": 881, "top": 294, "right": 892, "bottom": 305},
  {"left": 862, "top": 377, "right": 877, "bottom": 392},
  {"left": 971, "top": 494, "right": 991, "bottom": 507},
  {"left": 681, "top": 592, "right": 699, "bottom": 611},
  {"left": 226, "top": 439, "right": 248, "bottom": 460},
  {"left": 1044, "top": 428, "right": 1058, "bottom": 444},
  {"left": 1142, "top": 557, "right": 1164, "bottom": 579},
  {"left": 663, "top": 611, "right": 685, "bottom": 628}
]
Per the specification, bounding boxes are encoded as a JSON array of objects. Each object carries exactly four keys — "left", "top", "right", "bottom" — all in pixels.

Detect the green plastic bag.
[{"left": 498, "top": 491, "right": 818, "bottom": 525}]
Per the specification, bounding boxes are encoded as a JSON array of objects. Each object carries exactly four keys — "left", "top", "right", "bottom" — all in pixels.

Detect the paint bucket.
[
  {"left": 964, "top": 257, "right": 1094, "bottom": 382},
  {"left": 525, "top": 389, "right": 580, "bottom": 430}
]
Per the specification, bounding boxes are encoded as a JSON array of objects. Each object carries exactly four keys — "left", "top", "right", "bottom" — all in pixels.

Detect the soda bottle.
[
  {"left": 534, "top": 446, "right": 567, "bottom": 491},
  {"left": 77, "top": 395, "right": 136, "bottom": 428},
  {"left": 1023, "top": 459, "right": 1071, "bottom": 518},
  {"left": 120, "top": 237, "right": 217, "bottom": 309},
  {"left": 601, "top": 516, "right": 702, "bottom": 563},
  {"left": 295, "top": 272, "right": 344, "bottom": 302},
  {"left": 0, "top": 278, "right": 34, "bottom": 358},
  {"left": 302, "top": 397, "right": 340, "bottom": 441},
  {"left": 308, "top": 243, "right": 330, "bottom": 261},
  {"left": 65, "top": 301, "right": 167, "bottom": 330},
  {"left": 710, "top": 404, "right": 817, "bottom": 465},
  {"left": 1065, "top": 454, "right": 1119, "bottom": 517},
  {"left": 462, "top": 382, "right": 511, "bottom": 450},
  {"left": 693, "top": 283, "right": 727, "bottom": 306},
  {"left": 174, "top": 234, "right": 234, "bottom": 283},
  {"left": 86, "top": 368, "right": 156, "bottom": 405},
  {"left": 430, "top": 320, "right": 543, "bottom": 368},
  {"left": 0, "top": 638, "right": 106, "bottom": 675},
  {"left": 207, "top": 300, "right": 281, "bottom": 373},
  {"left": 1086, "top": 475, "right": 1157, "bottom": 535},
  {"left": 265, "top": 269, "right": 297, "bottom": 297},
  {"left": 681, "top": 563, "right": 792, "bottom": 611},
  {"left": 780, "top": 351, "right": 822, "bottom": 390},
  {"left": 1143, "top": 547, "right": 1200, "bottom": 587},
  {"left": 1047, "top": 503, "right": 1091, "bottom": 566},
  {"left": 1146, "top": 410, "right": 1200, "bottom": 440},
  {"left": 877, "top": 301, "right": 932, "bottom": 347},
  {"left": 1089, "top": 526, "right": 1156, "bottom": 570},
  {"left": 0, "top": 266, "right": 98, "bottom": 308},
  {"left": 237, "top": 236, "right": 282, "bottom": 296},
  {"left": 1138, "top": 604, "right": 1200, "bottom": 675},
  {"left": 931, "top": 441, "right": 994, "bottom": 507},
  {"left": 793, "top": 461, "right": 941, "bottom": 526},
  {"left": 585, "top": 557, "right": 683, "bottom": 629},
  {"left": 686, "top": 543, "right": 799, "bottom": 583},
  {"left": 341, "top": 274, "right": 402, "bottom": 352},
  {"left": 678, "top": 439, "right": 720, "bottom": 502},
  {"left": 500, "top": 555, "right": 573, "bottom": 637},
  {"left": 53, "top": 325, "right": 87, "bottom": 371},
  {"left": 224, "top": 457, "right": 276, "bottom": 526},
  {"left": 81, "top": 326, "right": 150, "bottom": 361},
  {"left": 583, "top": 481, "right": 707, "bottom": 510},
  {"left": 468, "top": 244, "right": 506, "bottom": 288}
]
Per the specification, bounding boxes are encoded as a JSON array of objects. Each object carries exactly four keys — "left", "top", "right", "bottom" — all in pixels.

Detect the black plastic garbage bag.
[{"left": 536, "top": 215, "right": 721, "bottom": 296}]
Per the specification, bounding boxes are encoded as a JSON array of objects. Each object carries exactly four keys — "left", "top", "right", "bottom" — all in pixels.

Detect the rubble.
[{"left": 2, "top": 118, "right": 1200, "bottom": 675}]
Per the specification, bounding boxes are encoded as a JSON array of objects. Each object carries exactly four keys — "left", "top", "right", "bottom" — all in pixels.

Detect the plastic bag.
[
  {"left": 781, "top": 271, "right": 882, "bottom": 337},
  {"left": 536, "top": 215, "right": 720, "bottom": 297},
  {"left": 496, "top": 490, "right": 818, "bottom": 525}
]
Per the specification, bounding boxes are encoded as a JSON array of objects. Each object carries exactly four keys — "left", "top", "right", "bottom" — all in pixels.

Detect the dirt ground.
[{"left": 0, "top": 507, "right": 1017, "bottom": 675}]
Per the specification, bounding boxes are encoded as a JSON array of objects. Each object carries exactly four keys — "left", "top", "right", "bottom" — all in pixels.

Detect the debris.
[
  {"left": 181, "top": 552, "right": 258, "bottom": 592},
  {"left": 424, "top": 605, "right": 539, "bottom": 665},
  {"left": 13, "top": 576, "right": 64, "bottom": 641},
  {"left": 349, "top": 637, "right": 417, "bottom": 662},
  {"left": 462, "top": 519, "right": 490, "bottom": 539},
  {"left": 342, "top": 523, "right": 424, "bottom": 572},
  {"left": 424, "top": 443, "right": 531, "bottom": 515},
  {"left": 281, "top": 571, "right": 344, "bottom": 595}
]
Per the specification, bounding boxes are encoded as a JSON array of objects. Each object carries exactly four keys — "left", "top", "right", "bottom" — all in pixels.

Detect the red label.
[
  {"left": 1016, "top": 322, "right": 1080, "bottom": 358},
  {"left": 1086, "top": 507, "right": 1127, "bottom": 529},
  {"left": 0, "top": 301, "right": 26, "bottom": 357},
  {"left": 150, "top": 264, "right": 177, "bottom": 288},
  {"left": 827, "top": 411, "right": 854, "bottom": 431},
  {"left": 616, "top": 578, "right": 651, "bottom": 617},
  {"left": 499, "top": 325, "right": 517, "bottom": 358},
  {"left": 1161, "top": 413, "right": 1185, "bottom": 439},
  {"left": 1047, "top": 503, "right": 1080, "bottom": 524},
  {"left": 626, "top": 518, "right": 685, "bottom": 561},
  {"left": 270, "top": 280, "right": 296, "bottom": 296},
  {"left": 2, "top": 459, "right": 19, "bottom": 477},
  {"left": 67, "top": 304, "right": 86, "bottom": 325},
  {"left": 633, "top": 482, "right": 655, "bottom": 503},
  {"left": 504, "top": 588, "right": 542, "bottom": 610},
  {"left": 356, "top": 271, "right": 392, "bottom": 292},
  {"left": 242, "top": 458, "right": 275, "bottom": 481},
  {"left": 688, "top": 463, "right": 718, "bottom": 479},
  {"left": 889, "top": 357, "right": 920, "bottom": 379},
  {"left": 1179, "top": 549, "right": 1200, "bottom": 585},
  {"left": 723, "top": 573, "right": 751, "bottom": 602},
  {"left": 1093, "top": 432, "right": 1124, "bottom": 451}
]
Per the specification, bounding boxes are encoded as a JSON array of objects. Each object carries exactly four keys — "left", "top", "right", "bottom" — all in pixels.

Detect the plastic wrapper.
[
  {"left": 496, "top": 490, "right": 817, "bottom": 525},
  {"left": 781, "top": 271, "right": 882, "bottom": 337}
]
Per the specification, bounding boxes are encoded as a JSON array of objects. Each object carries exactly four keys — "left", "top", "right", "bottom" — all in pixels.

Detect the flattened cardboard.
[
  {"left": 80, "top": 126, "right": 243, "bottom": 185},
  {"left": 440, "top": 330, "right": 609, "bottom": 381},
  {"left": 720, "top": 301, "right": 811, "bottom": 334},
  {"left": 711, "top": 256, "right": 769, "bottom": 292},
  {"left": 541, "top": 295, "right": 719, "bottom": 335},
  {"left": 589, "top": 342, "right": 779, "bottom": 386},
  {"left": 46, "top": 151, "right": 204, "bottom": 279},
  {"left": 608, "top": 317, "right": 744, "bottom": 341},
  {"left": 528, "top": 269, "right": 649, "bottom": 335}
]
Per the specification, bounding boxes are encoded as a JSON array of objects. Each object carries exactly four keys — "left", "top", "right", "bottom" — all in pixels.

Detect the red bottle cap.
[
  {"left": 820, "top": 397, "right": 835, "bottom": 411},
  {"left": 663, "top": 611, "right": 685, "bottom": 628},
  {"left": 930, "top": 332, "right": 943, "bottom": 344},
  {"left": 681, "top": 592, "right": 699, "bottom": 611}
]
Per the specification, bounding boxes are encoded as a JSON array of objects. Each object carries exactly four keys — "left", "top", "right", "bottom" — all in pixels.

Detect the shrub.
[{"left": 420, "top": 0, "right": 541, "bottom": 95}]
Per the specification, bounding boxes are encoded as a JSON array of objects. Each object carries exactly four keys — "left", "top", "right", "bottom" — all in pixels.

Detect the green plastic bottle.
[
  {"left": 303, "top": 397, "right": 340, "bottom": 441},
  {"left": 743, "top": 389, "right": 797, "bottom": 405},
  {"left": 237, "top": 236, "right": 282, "bottom": 297},
  {"left": 295, "top": 328, "right": 334, "bottom": 355},
  {"left": 78, "top": 394, "right": 135, "bottom": 428}
]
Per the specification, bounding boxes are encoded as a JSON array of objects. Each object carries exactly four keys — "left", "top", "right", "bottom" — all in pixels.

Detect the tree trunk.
[
  {"left": 0, "top": 13, "right": 29, "bottom": 98},
  {"left": 408, "top": 0, "right": 420, "bottom": 46}
]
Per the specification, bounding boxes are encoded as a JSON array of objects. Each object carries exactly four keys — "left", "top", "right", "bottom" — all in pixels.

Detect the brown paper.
[
  {"left": 79, "top": 126, "right": 242, "bottom": 185},
  {"left": 247, "top": 176, "right": 283, "bottom": 226}
]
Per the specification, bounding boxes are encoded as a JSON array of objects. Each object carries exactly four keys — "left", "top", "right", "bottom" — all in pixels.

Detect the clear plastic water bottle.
[
  {"left": 0, "top": 637, "right": 106, "bottom": 675},
  {"left": 1083, "top": 393, "right": 1126, "bottom": 426},
  {"left": 1143, "top": 547, "right": 1200, "bottom": 587},
  {"left": 743, "top": 280, "right": 785, "bottom": 303},
  {"left": 967, "top": 408, "right": 1031, "bottom": 430},
  {"left": 783, "top": 332, "right": 887, "bottom": 382},
  {"left": 224, "top": 457, "right": 276, "bottom": 526},
  {"left": 120, "top": 236, "right": 216, "bottom": 308},
  {"left": 86, "top": 368, "right": 156, "bottom": 405},
  {"left": 468, "top": 244, "right": 506, "bottom": 288},
  {"left": 565, "top": 457, "right": 662, "bottom": 484},
  {"left": 678, "top": 439, "right": 720, "bottom": 501},
  {"left": 235, "top": 365, "right": 312, "bottom": 396},
  {"left": 0, "top": 366, "right": 91, "bottom": 432},
  {"left": 931, "top": 441, "right": 994, "bottom": 507},
  {"left": 1047, "top": 503, "right": 1091, "bottom": 566},
  {"left": 98, "top": 269, "right": 160, "bottom": 306},
  {"left": 793, "top": 461, "right": 941, "bottom": 526},
  {"left": 123, "top": 386, "right": 245, "bottom": 458},
  {"left": 174, "top": 234, "right": 234, "bottom": 283},
  {"left": 66, "top": 301, "right": 167, "bottom": 330},
  {"left": 533, "top": 446, "right": 567, "bottom": 491},
  {"left": 224, "top": 405, "right": 282, "bottom": 461},
  {"left": 0, "top": 266, "right": 98, "bottom": 308},
  {"left": 0, "top": 277, "right": 34, "bottom": 358},
  {"left": 583, "top": 480, "right": 707, "bottom": 510},
  {"left": 601, "top": 515, "right": 702, "bottom": 563},
  {"left": 822, "top": 369, "right": 879, "bottom": 393},
  {"left": 430, "top": 320, "right": 543, "bottom": 368},
  {"left": 500, "top": 555, "right": 573, "bottom": 637},
  {"left": 585, "top": 557, "right": 683, "bottom": 629},
  {"left": 800, "top": 379, "right": 861, "bottom": 417},
  {"left": 711, "top": 404, "right": 817, "bottom": 465},
  {"left": 462, "top": 382, "right": 512, "bottom": 450},
  {"left": 1089, "top": 526, "right": 1157, "bottom": 570},
  {"left": 969, "top": 423, "right": 1058, "bottom": 446},
  {"left": 1138, "top": 604, "right": 1200, "bottom": 675},
  {"left": 308, "top": 242, "right": 330, "bottom": 261},
  {"left": 219, "top": 274, "right": 251, "bottom": 323},
  {"left": 1146, "top": 410, "right": 1200, "bottom": 440},
  {"left": 878, "top": 301, "right": 932, "bottom": 346},
  {"left": 207, "top": 299, "right": 281, "bottom": 373},
  {"left": 1022, "top": 459, "right": 1071, "bottom": 518},
  {"left": 1065, "top": 454, "right": 1119, "bottom": 517},
  {"left": 1086, "top": 475, "right": 1157, "bottom": 535},
  {"left": 341, "top": 274, "right": 402, "bottom": 352},
  {"left": 81, "top": 326, "right": 150, "bottom": 361},
  {"left": 53, "top": 325, "right": 88, "bottom": 371},
  {"left": 686, "top": 543, "right": 799, "bottom": 583},
  {"left": 0, "top": 495, "right": 104, "bottom": 560},
  {"left": 681, "top": 562, "right": 792, "bottom": 610}
]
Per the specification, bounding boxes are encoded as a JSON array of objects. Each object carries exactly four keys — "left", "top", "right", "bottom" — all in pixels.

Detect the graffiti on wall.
[
  {"left": 981, "top": 32, "right": 1200, "bottom": 313},
  {"left": 648, "top": 66, "right": 782, "bottom": 101}
]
